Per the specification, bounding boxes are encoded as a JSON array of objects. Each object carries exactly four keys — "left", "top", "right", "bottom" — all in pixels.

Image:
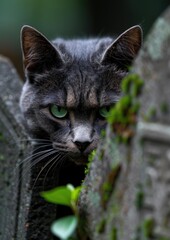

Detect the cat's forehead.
[
  {"left": 65, "top": 84, "right": 98, "bottom": 108},
  {"left": 64, "top": 80, "right": 120, "bottom": 109},
  {"left": 38, "top": 63, "right": 122, "bottom": 108},
  {"left": 53, "top": 38, "right": 113, "bottom": 62}
]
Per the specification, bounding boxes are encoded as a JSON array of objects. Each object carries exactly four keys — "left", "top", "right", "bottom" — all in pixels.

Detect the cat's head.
[{"left": 20, "top": 25, "right": 142, "bottom": 164}]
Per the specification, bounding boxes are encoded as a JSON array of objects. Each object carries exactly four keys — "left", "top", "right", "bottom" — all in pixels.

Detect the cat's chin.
[{"left": 68, "top": 153, "right": 89, "bottom": 165}]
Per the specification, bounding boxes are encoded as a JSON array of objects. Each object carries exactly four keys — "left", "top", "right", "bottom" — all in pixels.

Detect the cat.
[{"left": 20, "top": 25, "right": 142, "bottom": 170}]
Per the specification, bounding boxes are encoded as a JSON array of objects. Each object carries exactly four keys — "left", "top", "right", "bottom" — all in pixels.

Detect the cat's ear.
[
  {"left": 101, "top": 25, "right": 142, "bottom": 69},
  {"left": 21, "top": 25, "right": 64, "bottom": 73}
]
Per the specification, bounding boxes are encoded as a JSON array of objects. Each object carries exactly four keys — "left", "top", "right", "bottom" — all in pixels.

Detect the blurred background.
[{"left": 0, "top": 0, "right": 169, "bottom": 79}]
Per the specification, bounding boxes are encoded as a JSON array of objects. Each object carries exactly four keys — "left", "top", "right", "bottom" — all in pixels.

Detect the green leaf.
[
  {"left": 67, "top": 184, "right": 75, "bottom": 192},
  {"left": 71, "top": 186, "right": 82, "bottom": 203},
  {"left": 41, "top": 186, "right": 72, "bottom": 206},
  {"left": 51, "top": 215, "right": 78, "bottom": 239}
]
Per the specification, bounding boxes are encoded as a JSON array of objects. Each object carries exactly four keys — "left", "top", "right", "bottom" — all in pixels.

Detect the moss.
[
  {"left": 84, "top": 149, "right": 97, "bottom": 175},
  {"left": 0, "top": 155, "right": 5, "bottom": 161},
  {"left": 108, "top": 73, "right": 143, "bottom": 143},
  {"left": 149, "top": 107, "right": 157, "bottom": 118},
  {"left": 0, "top": 132, "right": 4, "bottom": 142},
  {"left": 96, "top": 219, "right": 106, "bottom": 233},
  {"left": 135, "top": 184, "right": 144, "bottom": 210},
  {"left": 99, "top": 148, "right": 105, "bottom": 161},
  {"left": 110, "top": 227, "right": 117, "bottom": 240},
  {"left": 111, "top": 204, "right": 120, "bottom": 216},
  {"left": 101, "top": 129, "right": 106, "bottom": 138},
  {"left": 143, "top": 217, "right": 154, "bottom": 238},
  {"left": 144, "top": 107, "right": 157, "bottom": 121},
  {"left": 101, "top": 164, "right": 121, "bottom": 209},
  {"left": 102, "top": 182, "right": 112, "bottom": 206},
  {"left": 135, "top": 190, "right": 144, "bottom": 210},
  {"left": 160, "top": 102, "right": 169, "bottom": 114},
  {"left": 121, "top": 74, "right": 143, "bottom": 97}
]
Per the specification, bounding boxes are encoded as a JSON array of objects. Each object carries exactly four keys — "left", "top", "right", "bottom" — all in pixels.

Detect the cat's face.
[{"left": 20, "top": 25, "right": 142, "bottom": 164}]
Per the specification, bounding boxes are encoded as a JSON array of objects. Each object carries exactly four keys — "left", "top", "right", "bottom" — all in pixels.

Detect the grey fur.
[{"left": 20, "top": 25, "right": 142, "bottom": 164}]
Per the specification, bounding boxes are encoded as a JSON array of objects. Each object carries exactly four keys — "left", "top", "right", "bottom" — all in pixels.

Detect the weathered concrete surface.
[
  {"left": 79, "top": 6, "right": 170, "bottom": 240},
  {"left": 0, "top": 56, "right": 29, "bottom": 240},
  {"left": 0, "top": 57, "right": 56, "bottom": 240}
]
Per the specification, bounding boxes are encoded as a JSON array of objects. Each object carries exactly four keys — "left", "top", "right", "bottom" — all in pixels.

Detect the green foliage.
[
  {"left": 41, "top": 185, "right": 72, "bottom": 207},
  {"left": 51, "top": 215, "right": 78, "bottom": 240},
  {"left": 41, "top": 184, "right": 81, "bottom": 214},
  {"left": 41, "top": 184, "right": 81, "bottom": 239}
]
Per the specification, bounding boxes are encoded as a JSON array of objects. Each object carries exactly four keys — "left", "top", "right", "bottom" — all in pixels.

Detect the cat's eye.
[
  {"left": 50, "top": 105, "right": 68, "bottom": 118},
  {"left": 99, "top": 106, "right": 111, "bottom": 118}
]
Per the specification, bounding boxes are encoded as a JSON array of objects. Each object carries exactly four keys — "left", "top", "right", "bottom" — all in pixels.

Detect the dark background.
[{"left": 0, "top": 0, "right": 169, "bottom": 79}]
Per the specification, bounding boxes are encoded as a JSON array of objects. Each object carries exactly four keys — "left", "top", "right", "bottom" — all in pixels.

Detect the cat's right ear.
[
  {"left": 101, "top": 25, "right": 142, "bottom": 70},
  {"left": 21, "top": 25, "right": 64, "bottom": 73}
]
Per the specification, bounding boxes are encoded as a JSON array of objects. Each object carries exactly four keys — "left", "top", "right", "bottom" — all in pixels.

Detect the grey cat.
[{"left": 20, "top": 25, "right": 142, "bottom": 167}]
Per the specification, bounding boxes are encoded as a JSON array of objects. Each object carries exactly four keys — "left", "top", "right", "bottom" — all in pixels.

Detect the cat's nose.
[
  {"left": 74, "top": 140, "right": 91, "bottom": 152},
  {"left": 73, "top": 125, "right": 93, "bottom": 152}
]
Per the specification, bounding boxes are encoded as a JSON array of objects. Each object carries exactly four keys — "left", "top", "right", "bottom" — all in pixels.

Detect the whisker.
[
  {"left": 28, "top": 150, "right": 57, "bottom": 170},
  {"left": 32, "top": 151, "right": 60, "bottom": 190},
  {"left": 15, "top": 137, "right": 73, "bottom": 191},
  {"left": 45, "top": 153, "right": 68, "bottom": 188},
  {"left": 53, "top": 142, "right": 68, "bottom": 152},
  {"left": 16, "top": 148, "right": 53, "bottom": 169},
  {"left": 17, "top": 149, "right": 56, "bottom": 185},
  {"left": 17, "top": 138, "right": 52, "bottom": 147},
  {"left": 43, "top": 156, "right": 63, "bottom": 190},
  {"left": 32, "top": 143, "right": 53, "bottom": 152},
  {"left": 43, "top": 152, "right": 66, "bottom": 186}
]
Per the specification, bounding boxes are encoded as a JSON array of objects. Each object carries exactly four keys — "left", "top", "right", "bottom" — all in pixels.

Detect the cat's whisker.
[
  {"left": 32, "top": 143, "right": 53, "bottom": 152},
  {"left": 42, "top": 153, "right": 64, "bottom": 190},
  {"left": 18, "top": 139, "right": 51, "bottom": 142},
  {"left": 31, "top": 153, "right": 57, "bottom": 190},
  {"left": 52, "top": 141, "right": 69, "bottom": 152},
  {"left": 16, "top": 148, "right": 53, "bottom": 169},
  {"left": 46, "top": 153, "right": 69, "bottom": 189},
  {"left": 17, "top": 149, "right": 56, "bottom": 185},
  {"left": 28, "top": 150, "right": 57, "bottom": 171},
  {"left": 17, "top": 138, "right": 52, "bottom": 146}
]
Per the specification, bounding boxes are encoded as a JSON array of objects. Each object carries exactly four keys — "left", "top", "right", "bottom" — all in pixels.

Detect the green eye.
[
  {"left": 99, "top": 107, "right": 111, "bottom": 118},
  {"left": 50, "top": 105, "right": 68, "bottom": 118}
]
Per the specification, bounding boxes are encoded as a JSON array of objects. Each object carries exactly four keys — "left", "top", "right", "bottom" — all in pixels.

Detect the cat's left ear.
[
  {"left": 101, "top": 25, "right": 142, "bottom": 69},
  {"left": 21, "top": 25, "right": 64, "bottom": 73}
]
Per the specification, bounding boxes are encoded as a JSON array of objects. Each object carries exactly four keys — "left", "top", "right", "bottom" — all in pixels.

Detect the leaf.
[
  {"left": 51, "top": 215, "right": 78, "bottom": 239},
  {"left": 67, "top": 184, "right": 75, "bottom": 191},
  {"left": 71, "top": 186, "right": 82, "bottom": 203},
  {"left": 41, "top": 186, "right": 72, "bottom": 206}
]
